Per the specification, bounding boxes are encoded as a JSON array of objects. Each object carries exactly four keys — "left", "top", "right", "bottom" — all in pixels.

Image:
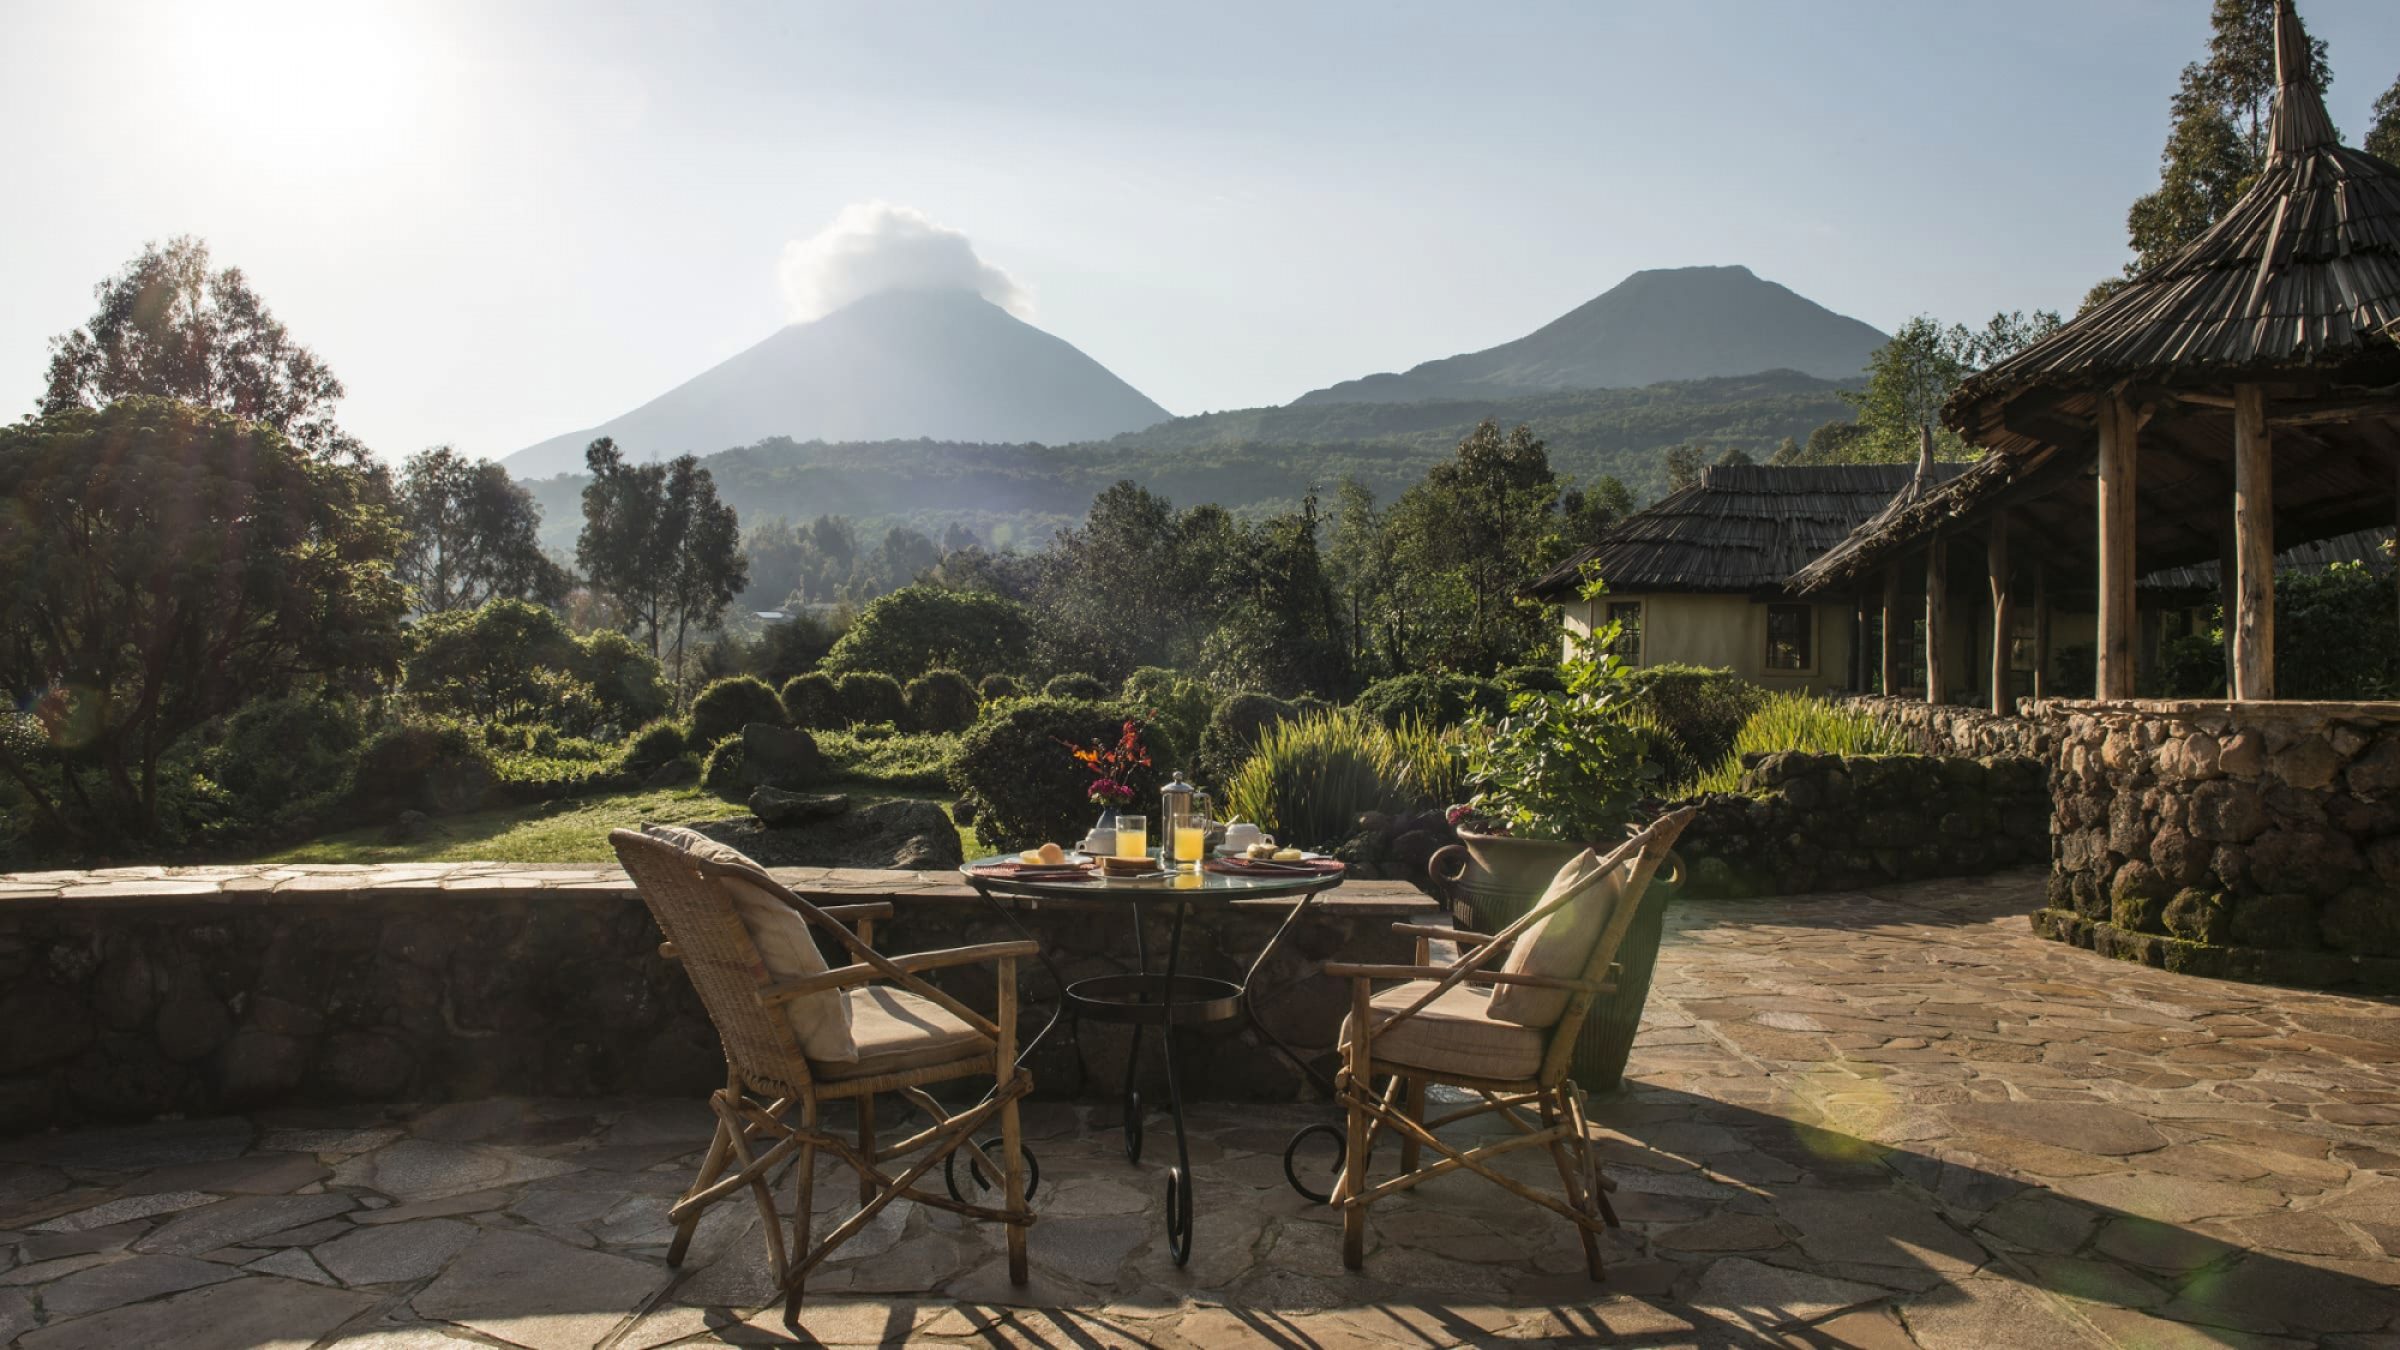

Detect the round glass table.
[{"left": 957, "top": 855, "right": 1346, "bottom": 1265}]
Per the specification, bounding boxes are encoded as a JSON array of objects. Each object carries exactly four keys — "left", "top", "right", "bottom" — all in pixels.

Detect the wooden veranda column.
[
  {"left": 2031, "top": 553, "right": 2050, "bottom": 702},
  {"left": 1988, "top": 509, "right": 2013, "bottom": 714},
  {"left": 2096, "top": 393, "right": 2139, "bottom": 700},
  {"left": 2231, "top": 383, "right": 2276, "bottom": 699},
  {"left": 1880, "top": 564, "right": 1902, "bottom": 697},
  {"left": 1925, "top": 535, "right": 1948, "bottom": 705}
]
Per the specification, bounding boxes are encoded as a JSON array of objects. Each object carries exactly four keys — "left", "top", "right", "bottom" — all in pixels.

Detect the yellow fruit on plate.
[
  {"left": 1274, "top": 847, "right": 1305, "bottom": 863},
  {"left": 1018, "top": 850, "right": 1042, "bottom": 864}
]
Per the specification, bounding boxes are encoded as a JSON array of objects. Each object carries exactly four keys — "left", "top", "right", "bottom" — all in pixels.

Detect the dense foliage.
[
  {"left": 1623, "top": 664, "right": 1769, "bottom": 790},
  {"left": 395, "top": 447, "right": 568, "bottom": 612},
  {"left": 821, "top": 584, "right": 1035, "bottom": 681},
  {"left": 902, "top": 669, "right": 980, "bottom": 733},
  {"left": 0, "top": 399, "right": 407, "bottom": 841},
  {"left": 1196, "top": 692, "right": 1297, "bottom": 786},
  {"left": 1223, "top": 711, "right": 1405, "bottom": 850},
  {"left": 1042, "top": 673, "right": 1110, "bottom": 701},
  {"left": 948, "top": 698, "right": 1181, "bottom": 851},
  {"left": 779, "top": 672, "right": 842, "bottom": 729},
  {"left": 1352, "top": 672, "right": 1507, "bottom": 730},
  {"left": 836, "top": 672, "right": 907, "bottom": 728},
  {"left": 405, "top": 599, "right": 668, "bottom": 736},
  {"left": 2149, "top": 562, "right": 2400, "bottom": 701},
  {"left": 1457, "top": 579, "right": 1656, "bottom": 842},
  {"left": 688, "top": 675, "right": 786, "bottom": 747},
  {"left": 576, "top": 438, "right": 748, "bottom": 686},
  {"left": 1686, "top": 693, "right": 1912, "bottom": 795}
]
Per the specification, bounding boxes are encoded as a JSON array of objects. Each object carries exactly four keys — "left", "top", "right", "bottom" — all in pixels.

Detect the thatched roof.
[
  {"left": 1526, "top": 462, "right": 1965, "bottom": 600},
  {"left": 2141, "top": 525, "right": 2394, "bottom": 593},
  {"left": 1794, "top": 0, "right": 2400, "bottom": 595}
]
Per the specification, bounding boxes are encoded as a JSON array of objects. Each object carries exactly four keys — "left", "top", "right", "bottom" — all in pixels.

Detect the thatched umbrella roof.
[
  {"left": 1795, "top": 0, "right": 2400, "bottom": 595},
  {"left": 1525, "top": 462, "right": 1963, "bottom": 600}
]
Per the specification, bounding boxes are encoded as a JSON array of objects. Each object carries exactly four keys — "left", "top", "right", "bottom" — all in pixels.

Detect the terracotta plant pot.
[{"left": 1423, "top": 826, "right": 1680, "bottom": 1095}]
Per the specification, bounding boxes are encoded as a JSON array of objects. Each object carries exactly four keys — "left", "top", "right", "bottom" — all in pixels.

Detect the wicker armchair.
[
  {"left": 1312, "top": 807, "right": 1694, "bottom": 1279},
  {"left": 609, "top": 828, "right": 1035, "bottom": 1321}
]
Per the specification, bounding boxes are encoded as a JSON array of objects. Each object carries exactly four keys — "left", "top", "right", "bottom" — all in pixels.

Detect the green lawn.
[{"left": 252, "top": 781, "right": 982, "bottom": 865}]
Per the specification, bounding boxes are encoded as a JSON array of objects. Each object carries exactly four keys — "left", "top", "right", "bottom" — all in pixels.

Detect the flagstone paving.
[{"left": 1, "top": 869, "right": 2396, "bottom": 1346}]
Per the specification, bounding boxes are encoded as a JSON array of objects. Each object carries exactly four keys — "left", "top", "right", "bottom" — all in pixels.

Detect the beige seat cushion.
[
  {"left": 1342, "top": 980, "right": 1546, "bottom": 1082},
  {"left": 813, "top": 986, "right": 991, "bottom": 1081},
  {"left": 643, "top": 824, "right": 857, "bottom": 1063},
  {"left": 1487, "top": 847, "right": 1627, "bottom": 1028}
]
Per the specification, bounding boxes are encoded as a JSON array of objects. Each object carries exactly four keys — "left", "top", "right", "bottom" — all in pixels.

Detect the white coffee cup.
[{"left": 1221, "top": 822, "right": 1269, "bottom": 852}]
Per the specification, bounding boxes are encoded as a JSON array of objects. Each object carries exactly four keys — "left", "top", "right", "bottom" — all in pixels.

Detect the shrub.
[
  {"left": 2277, "top": 561, "right": 2400, "bottom": 700},
  {"left": 836, "top": 671, "right": 907, "bottom": 727},
  {"left": 690, "top": 675, "right": 786, "bottom": 746},
  {"left": 1383, "top": 717, "right": 1467, "bottom": 812},
  {"left": 822, "top": 584, "right": 1035, "bottom": 682},
  {"left": 1353, "top": 673, "right": 1506, "bottom": 730},
  {"left": 1120, "top": 666, "right": 1215, "bottom": 761},
  {"left": 2152, "top": 633, "right": 2226, "bottom": 699},
  {"left": 208, "top": 693, "right": 362, "bottom": 827},
  {"left": 1225, "top": 711, "right": 1406, "bottom": 850},
  {"left": 348, "top": 719, "right": 496, "bottom": 817},
  {"left": 619, "top": 719, "right": 688, "bottom": 774},
  {"left": 1686, "top": 693, "right": 1912, "bottom": 795},
  {"left": 978, "top": 673, "right": 1024, "bottom": 702},
  {"left": 1043, "top": 672, "right": 1110, "bottom": 701},
  {"left": 1498, "top": 663, "right": 1566, "bottom": 696},
  {"left": 1197, "top": 691, "right": 1296, "bottom": 786},
  {"left": 700, "top": 736, "right": 748, "bottom": 798},
  {"left": 779, "top": 671, "right": 842, "bottom": 729},
  {"left": 904, "top": 668, "right": 981, "bottom": 733},
  {"left": 949, "top": 698, "right": 1181, "bottom": 851},
  {"left": 1622, "top": 664, "right": 1764, "bottom": 785},
  {"left": 578, "top": 628, "right": 672, "bottom": 733},
  {"left": 818, "top": 728, "right": 954, "bottom": 789}
]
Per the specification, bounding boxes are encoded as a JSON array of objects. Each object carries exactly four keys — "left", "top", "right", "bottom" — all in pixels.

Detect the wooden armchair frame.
[
  {"left": 609, "top": 830, "right": 1036, "bottom": 1323},
  {"left": 1322, "top": 808, "right": 1694, "bottom": 1279}
]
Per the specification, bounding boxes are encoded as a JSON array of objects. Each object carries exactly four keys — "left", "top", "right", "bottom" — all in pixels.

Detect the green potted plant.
[{"left": 1429, "top": 568, "right": 1670, "bottom": 1091}]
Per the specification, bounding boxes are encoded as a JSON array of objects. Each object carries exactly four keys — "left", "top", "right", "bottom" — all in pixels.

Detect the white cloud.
[{"left": 776, "top": 202, "right": 1031, "bottom": 322}]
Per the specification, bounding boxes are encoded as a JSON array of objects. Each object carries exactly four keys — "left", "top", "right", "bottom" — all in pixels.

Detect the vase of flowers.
[{"left": 1059, "top": 720, "right": 1149, "bottom": 853}]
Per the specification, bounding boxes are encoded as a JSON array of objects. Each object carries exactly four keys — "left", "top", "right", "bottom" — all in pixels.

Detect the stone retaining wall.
[
  {"left": 2037, "top": 699, "right": 2400, "bottom": 991},
  {"left": 1852, "top": 695, "right": 2062, "bottom": 760},
  {"left": 0, "top": 865, "right": 1432, "bottom": 1135},
  {"left": 1669, "top": 751, "right": 2051, "bottom": 899}
]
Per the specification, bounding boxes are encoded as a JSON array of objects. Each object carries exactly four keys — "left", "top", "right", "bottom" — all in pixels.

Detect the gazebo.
[
  {"left": 1790, "top": 0, "right": 2400, "bottom": 990},
  {"left": 1793, "top": 0, "right": 2400, "bottom": 708}
]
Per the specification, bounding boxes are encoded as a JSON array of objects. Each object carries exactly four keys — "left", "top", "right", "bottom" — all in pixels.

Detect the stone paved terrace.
[{"left": 2, "top": 870, "right": 2398, "bottom": 1348}]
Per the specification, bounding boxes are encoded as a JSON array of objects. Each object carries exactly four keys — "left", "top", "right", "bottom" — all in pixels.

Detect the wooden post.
[
  {"left": 2096, "top": 393, "right": 2139, "bottom": 700},
  {"left": 1880, "top": 565, "right": 1901, "bottom": 697},
  {"left": 1988, "top": 509, "right": 2013, "bottom": 715},
  {"left": 2231, "top": 383, "right": 2275, "bottom": 699},
  {"left": 2031, "top": 553, "right": 2050, "bottom": 702},
  {"left": 1924, "top": 535, "right": 1948, "bottom": 705},
  {"left": 2219, "top": 527, "right": 2239, "bottom": 695}
]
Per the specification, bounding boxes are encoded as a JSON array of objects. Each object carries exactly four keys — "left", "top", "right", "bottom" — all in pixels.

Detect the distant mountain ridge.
[
  {"left": 504, "top": 289, "right": 1169, "bottom": 478},
  {"left": 521, "top": 370, "right": 1856, "bottom": 552},
  {"left": 1295, "top": 265, "right": 1887, "bottom": 405}
]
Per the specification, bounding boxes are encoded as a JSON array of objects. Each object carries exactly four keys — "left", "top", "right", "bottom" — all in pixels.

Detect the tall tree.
[
  {"left": 662, "top": 457, "right": 748, "bottom": 690},
  {"left": 1381, "top": 421, "right": 1559, "bottom": 670},
  {"left": 2102, "top": 0, "right": 2333, "bottom": 306},
  {"left": 2368, "top": 71, "right": 2400, "bottom": 164},
  {"left": 0, "top": 398, "right": 406, "bottom": 838},
  {"left": 41, "top": 237, "right": 369, "bottom": 467},
  {"left": 1845, "top": 312, "right": 2062, "bottom": 462},
  {"left": 395, "top": 446, "right": 569, "bottom": 613},
  {"left": 1556, "top": 474, "right": 1633, "bottom": 553},
  {"left": 576, "top": 438, "right": 682, "bottom": 651},
  {"left": 1662, "top": 444, "right": 1705, "bottom": 493}
]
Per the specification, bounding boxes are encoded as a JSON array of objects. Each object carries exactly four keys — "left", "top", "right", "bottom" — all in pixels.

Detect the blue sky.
[{"left": 4, "top": 1, "right": 2397, "bottom": 464}]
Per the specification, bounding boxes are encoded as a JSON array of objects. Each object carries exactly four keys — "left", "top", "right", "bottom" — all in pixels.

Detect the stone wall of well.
[
  {"left": 0, "top": 865, "right": 1430, "bottom": 1135},
  {"left": 1668, "top": 751, "right": 2052, "bottom": 899},
  {"left": 2034, "top": 699, "right": 2400, "bottom": 991}
]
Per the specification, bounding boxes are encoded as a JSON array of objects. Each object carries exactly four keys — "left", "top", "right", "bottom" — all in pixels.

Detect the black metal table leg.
[
  {"left": 1121, "top": 899, "right": 1148, "bottom": 1165},
  {"left": 1157, "top": 897, "right": 1195, "bottom": 1266},
  {"left": 1236, "top": 880, "right": 1342, "bottom": 1096}
]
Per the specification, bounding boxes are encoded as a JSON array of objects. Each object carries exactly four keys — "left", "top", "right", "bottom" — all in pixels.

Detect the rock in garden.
[
  {"left": 695, "top": 797, "right": 962, "bottom": 870},
  {"left": 643, "top": 756, "right": 698, "bottom": 788},
  {"left": 749, "top": 787, "right": 851, "bottom": 827},
  {"left": 741, "top": 721, "right": 825, "bottom": 787}
]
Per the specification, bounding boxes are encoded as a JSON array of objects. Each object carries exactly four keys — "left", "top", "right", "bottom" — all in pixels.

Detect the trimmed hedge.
[
  {"left": 1197, "top": 691, "right": 1295, "bottom": 786},
  {"left": 978, "top": 673, "right": 1025, "bottom": 702},
  {"left": 949, "top": 697, "right": 1183, "bottom": 852},
  {"left": 779, "top": 671, "right": 842, "bottom": 730},
  {"left": 347, "top": 720, "right": 495, "bottom": 818},
  {"left": 1625, "top": 664, "right": 1765, "bottom": 790},
  {"left": 690, "top": 676, "right": 786, "bottom": 747},
  {"left": 904, "top": 668, "right": 981, "bottom": 733},
  {"left": 1042, "top": 672, "right": 1110, "bottom": 701},
  {"left": 618, "top": 719, "right": 688, "bottom": 775},
  {"left": 836, "top": 671, "right": 907, "bottom": 728},
  {"left": 700, "top": 737, "right": 747, "bottom": 798},
  {"left": 1352, "top": 672, "right": 1507, "bottom": 730}
]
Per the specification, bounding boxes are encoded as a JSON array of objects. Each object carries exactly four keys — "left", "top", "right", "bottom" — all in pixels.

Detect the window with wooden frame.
[
  {"left": 1765, "top": 603, "right": 1813, "bottom": 671},
  {"left": 1605, "top": 601, "right": 1644, "bottom": 662}
]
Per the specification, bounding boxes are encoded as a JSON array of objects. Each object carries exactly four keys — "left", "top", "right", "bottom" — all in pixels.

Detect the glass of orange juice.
[
  {"left": 1113, "top": 815, "right": 1148, "bottom": 861},
  {"left": 1172, "top": 803, "right": 1210, "bottom": 870}
]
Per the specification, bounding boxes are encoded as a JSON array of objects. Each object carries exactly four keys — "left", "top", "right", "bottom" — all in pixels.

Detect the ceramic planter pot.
[{"left": 1423, "top": 825, "right": 1680, "bottom": 1094}]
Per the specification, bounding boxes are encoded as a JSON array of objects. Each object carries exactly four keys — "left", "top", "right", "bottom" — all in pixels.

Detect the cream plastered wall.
[{"left": 1562, "top": 594, "right": 1859, "bottom": 694}]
